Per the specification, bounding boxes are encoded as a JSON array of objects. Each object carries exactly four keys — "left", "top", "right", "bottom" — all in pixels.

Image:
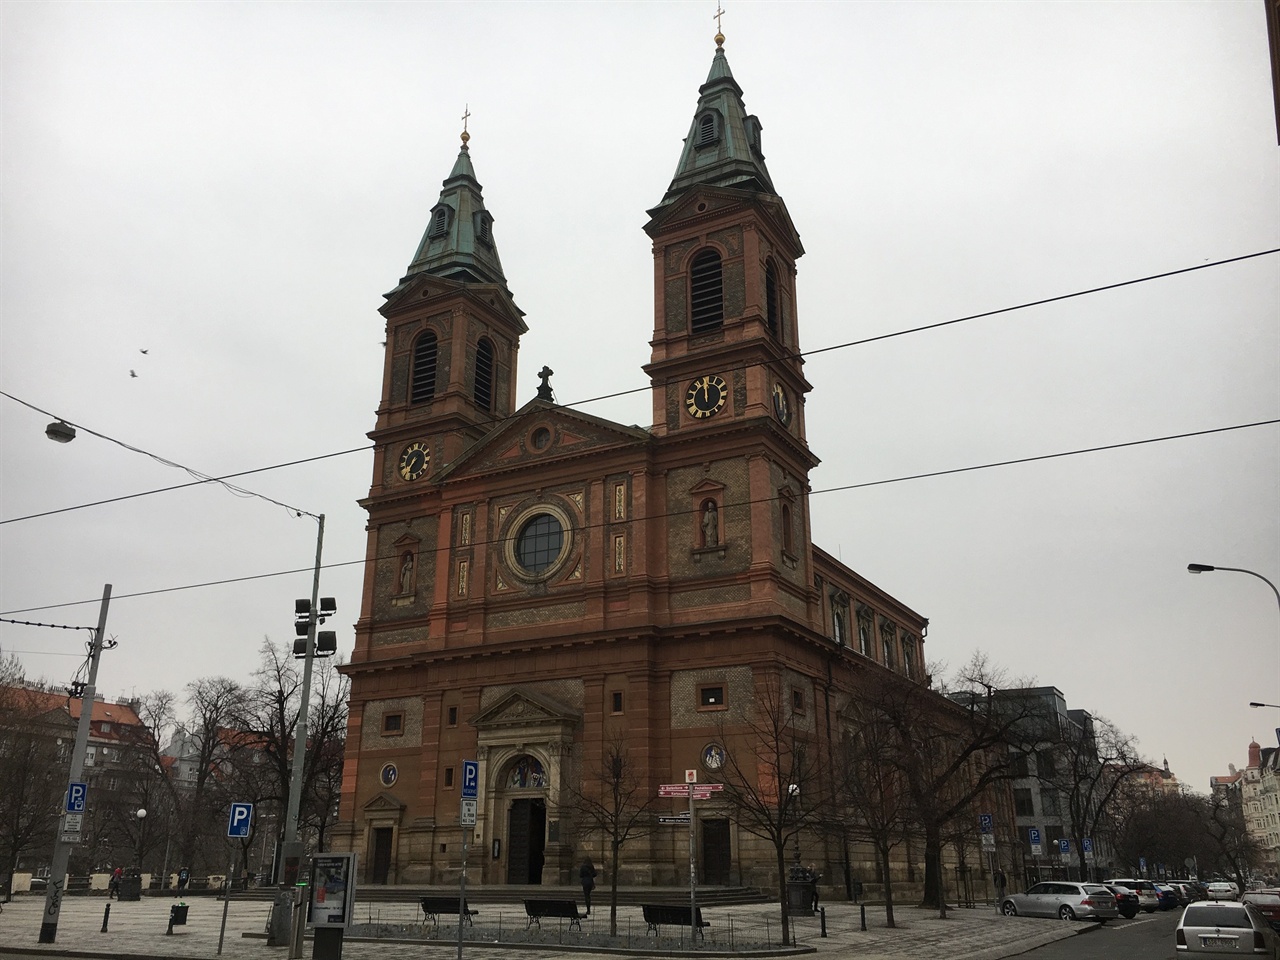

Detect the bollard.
[
  {"left": 860, "top": 903, "right": 867, "bottom": 931},
  {"left": 819, "top": 906, "right": 826, "bottom": 937},
  {"left": 101, "top": 904, "right": 110, "bottom": 933}
]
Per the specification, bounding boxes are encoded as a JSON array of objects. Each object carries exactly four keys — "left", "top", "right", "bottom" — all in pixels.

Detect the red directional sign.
[{"left": 658, "top": 784, "right": 690, "bottom": 797}]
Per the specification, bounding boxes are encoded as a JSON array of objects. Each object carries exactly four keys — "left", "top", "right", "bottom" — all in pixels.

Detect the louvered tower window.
[
  {"left": 697, "top": 113, "right": 717, "bottom": 147},
  {"left": 429, "top": 207, "right": 448, "bottom": 238},
  {"left": 689, "top": 249, "right": 724, "bottom": 334},
  {"left": 410, "top": 331, "right": 438, "bottom": 404},
  {"left": 765, "top": 259, "right": 780, "bottom": 339},
  {"left": 474, "top": 338, "right": 494, "bottom": 411}
]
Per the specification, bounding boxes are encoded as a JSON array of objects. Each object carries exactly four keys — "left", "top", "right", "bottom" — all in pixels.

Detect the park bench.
[
  {"left": 642, "top": 903, "right": 709, "bottom": 937},
  {"left": 523, "top": 898, "right": 586, "bottom": 931},
  {"left": 420, "top": 896, "right": 477, "bottom": 928}
]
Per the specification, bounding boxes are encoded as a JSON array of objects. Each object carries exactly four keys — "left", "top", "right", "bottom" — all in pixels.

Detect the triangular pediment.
[
  {"left": 379, "top": 272, "right": 527, "bottom": 332},
  {"left": 689, "top": 477, "right": 726, "bottom": 496},
  {"left": 473, "top": 688, "right": 581, "bottom": 731},
  {"left": 362, "top": 790, "right": 406, "bottom": 813},
  {"left": 436, "top": 399, "right": 651, "bottom": 483}
]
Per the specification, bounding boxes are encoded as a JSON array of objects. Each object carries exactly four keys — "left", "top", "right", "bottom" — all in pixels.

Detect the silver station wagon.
[{"left": 1000, "top": 881, "right": 1120, "bottom": 921}]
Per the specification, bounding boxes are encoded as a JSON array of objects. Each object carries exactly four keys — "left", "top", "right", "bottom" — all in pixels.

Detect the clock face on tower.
[
  {"left": 685, "top": 375, "right": 728, "bottom": 419},
  {"left": 771, "top": 382, "right": 791, "bottom": 425},
  {"left": 398, "top": 441, "right": 430, "bottom": 481}
]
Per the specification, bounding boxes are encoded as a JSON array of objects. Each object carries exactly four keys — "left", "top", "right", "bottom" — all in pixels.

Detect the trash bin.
[
  {"left": 167, "top": 902, "right": 189, "bottom": 934},
  {"left": 118, "top": 875, "right": 142, "bottom": 902}
]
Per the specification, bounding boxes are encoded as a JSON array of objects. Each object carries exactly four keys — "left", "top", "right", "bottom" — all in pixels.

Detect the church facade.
[{"left": 334, "top": 37, "right": 931, "bottom": 889}]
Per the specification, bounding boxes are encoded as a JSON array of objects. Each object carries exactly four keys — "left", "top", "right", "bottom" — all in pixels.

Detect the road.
[{"left": 1025, "top": 909, "right": 1180, "bottom": 959}]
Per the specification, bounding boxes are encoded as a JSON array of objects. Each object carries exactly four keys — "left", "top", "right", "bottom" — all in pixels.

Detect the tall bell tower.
[{"left": 642, "top": 33, "right": 812, "bottom": 458}]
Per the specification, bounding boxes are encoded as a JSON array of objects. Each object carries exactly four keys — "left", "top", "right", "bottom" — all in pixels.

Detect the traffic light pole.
[{"left": 39, "top": 584, "right": 111, "bottom": 944}]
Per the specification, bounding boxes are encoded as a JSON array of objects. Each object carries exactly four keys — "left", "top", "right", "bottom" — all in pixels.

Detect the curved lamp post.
[
  {"left": 135, "top": 808, "right": 147, "bottom": 870},
  {"left": 1187, "top": 564, "right": 1280, "bottom": 616}
]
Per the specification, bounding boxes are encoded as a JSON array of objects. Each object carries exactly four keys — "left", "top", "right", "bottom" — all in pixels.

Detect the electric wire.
[
  {"left": 3, "top": 248, "right": 1275, "bottom": 528},
  {"left": 2, "top": 416, "right": 1274, "bottom": 618}
]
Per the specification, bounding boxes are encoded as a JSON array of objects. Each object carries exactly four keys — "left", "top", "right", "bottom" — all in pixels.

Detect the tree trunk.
[
  {"left": 936, "top": 845, "right": 949, "bottom": 919},
  {"left": 920, "top": 823, "right": 942, "bottom": 908},
  {"left": 776, "top": 842, "right": 792, "bottom": 946},
  {"left": 879, "top": 843, "right": 896, "bottom": 928},
  {"left": 609, "top": 838, "right": 620, "bottom": 936}
]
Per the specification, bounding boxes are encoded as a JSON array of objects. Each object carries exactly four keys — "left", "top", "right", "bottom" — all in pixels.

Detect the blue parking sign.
[
  {"left": 66, "top": 782, "right": 87, "bottom": 813},
  {"left": 978, "top": 813, "right": 994, "bottom": 834},
  {"left": 462, "top": 760, "right": 479, "bottom": 800},
  {"left": 1082, "top": 838, "right": 1093, "bottom": 854},
  {"left": 227, "top": 802, "right": 253, "bottom": 838},
  {"left": 1058, "top": 838, "right": 1070, "bottom": 855}
]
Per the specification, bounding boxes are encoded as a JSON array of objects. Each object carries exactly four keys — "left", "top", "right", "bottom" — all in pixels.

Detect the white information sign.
[{"left": 460, "top": 798, "right": 477, "bottom": 825}]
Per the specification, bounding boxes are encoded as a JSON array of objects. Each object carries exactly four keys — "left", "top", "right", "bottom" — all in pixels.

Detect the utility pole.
[{"left": 39, "top": 585, "right": 111, "bottom": 944}]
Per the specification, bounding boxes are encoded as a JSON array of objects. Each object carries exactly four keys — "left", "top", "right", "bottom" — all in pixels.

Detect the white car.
[{"left": 1207, "top": 882, "right": 1241, "bottom": 901}]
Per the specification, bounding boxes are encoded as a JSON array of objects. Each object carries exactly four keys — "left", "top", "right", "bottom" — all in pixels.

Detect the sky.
[{"left": 1, "top": 1, "right": 1276, "bottom": 798}]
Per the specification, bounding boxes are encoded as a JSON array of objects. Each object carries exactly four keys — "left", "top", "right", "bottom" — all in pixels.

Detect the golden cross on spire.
[
  {"left": 460, "top": 104, "right": 471, "bottom": 146},
  {"left": 713, "top": 3, "right": 725, "bottom": 47}
]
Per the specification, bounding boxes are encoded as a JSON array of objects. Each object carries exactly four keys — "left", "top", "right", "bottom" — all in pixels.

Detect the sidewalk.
[{"left": 0, "top": 893, "right": 1087, "bottom": 960}]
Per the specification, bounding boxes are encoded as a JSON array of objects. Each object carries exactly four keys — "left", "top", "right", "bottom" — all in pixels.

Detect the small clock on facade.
[
  {"left": 771, "top": 382, "right": 791, "bottom": 426},
  {"left": 398, "top": 441, "right": 430, "bottom": 481},
  {"left": 685, "top": 374, "right": 728, "bottom": 419}
]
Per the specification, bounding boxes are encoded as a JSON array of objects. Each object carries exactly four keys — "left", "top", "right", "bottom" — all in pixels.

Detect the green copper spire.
[
  {"left": 403, "top": 128, "right": 508, "bottom": 288},
  {"left": 653, "top": 37, "right": 776, "bottom": 209}
]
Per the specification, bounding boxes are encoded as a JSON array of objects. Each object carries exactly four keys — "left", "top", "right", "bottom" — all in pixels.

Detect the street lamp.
[
  {"left": 135, "top": 809, "right": 147, "bottom": 870},
  {"left": 1187, "top": 564, "right": 1280, "bottom": 617}
]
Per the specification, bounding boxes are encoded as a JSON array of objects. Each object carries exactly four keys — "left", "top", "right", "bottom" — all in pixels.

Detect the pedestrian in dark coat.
[{"left": 579, "top": 857, "right": 597, "bottom": 914}]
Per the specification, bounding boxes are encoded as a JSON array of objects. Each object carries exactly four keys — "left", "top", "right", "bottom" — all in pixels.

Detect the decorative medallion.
[
  {"left": 702, "top": 743, "right": 726, "bottom": 771},
  {"left": 379, "top": 763, "right": 398, "bottom": 787}
]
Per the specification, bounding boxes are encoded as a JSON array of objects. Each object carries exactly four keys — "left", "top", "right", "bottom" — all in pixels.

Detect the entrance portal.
[
  {"left": 702, "top": 819, "right": 731, "bottom": 886},
  {"left": 371, "top": 827, "right": 393, "bottom": 884},
  {"left": 506, "top": 798, "right": 547, "bottom": 884}
]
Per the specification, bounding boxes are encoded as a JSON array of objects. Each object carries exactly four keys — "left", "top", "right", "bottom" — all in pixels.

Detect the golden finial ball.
[
  {"left": 715, "top": 31, "right": 725, "bottom": 47},
  {"left": 461, "top": 130, "right": 470, "bottom": 144}
]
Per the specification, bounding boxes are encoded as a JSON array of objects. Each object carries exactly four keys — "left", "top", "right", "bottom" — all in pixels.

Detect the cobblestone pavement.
[{"left": 0, "top": 893, "right": 1088, "bottom": 960}]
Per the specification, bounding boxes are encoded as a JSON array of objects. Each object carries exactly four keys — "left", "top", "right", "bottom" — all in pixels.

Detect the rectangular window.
[
  {"left": 444, "top": 767, "right": 455, "bottom": 788},
  {"left": 792, "top": 689, "right": 805, "bottom": 714},
  {"left": 611, "top": 691, "right": 624, "bottom": 714},
  {"left": 699, "top": 685, "right": 725, "bottom": 709},
  {"left": 1011, "top": 752, "right": 1030, "bottom": 778},
  {"left": 1036, "top": 750, "right": 1058, "bottom": 778},
  {"left": 1014, "top": 788, "right": 1035, "bottom": 817},
  {"left": 447, "top": 706, "right": 458, "bottom": 726},
  {"left": 383, "top": 712, "right": 403, "bottom": 735}
]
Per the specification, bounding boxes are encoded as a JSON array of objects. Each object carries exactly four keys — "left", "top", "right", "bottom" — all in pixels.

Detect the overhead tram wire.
[
  {"left": 3, "top": 416, "right": 1275, "bottom": 618},
  {"left": 5, "top": 244, "right": 1274, "bottom": 529}
]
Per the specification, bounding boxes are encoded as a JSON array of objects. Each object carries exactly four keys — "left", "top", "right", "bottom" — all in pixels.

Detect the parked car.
[
  {"left": 1106, "top": 878, "right": 1161, "bottom": 913},
  {"left": 1208, "top": 882, "right": 1241, "bottom": 901},
  {"left": 1242, "top": 890, "right": 1280, "bottom": 933},
  {"left": 1105, "top": 883, "right": 1141, "bottom": 919},
  {"left": 1176, "top": 900, "right": 1280, "bottom": 956},
  {"left": 1157, "top": 884, "right": 1184, "bottom": 910},
  {"left": 1000, "top": 881, "right": 1119, "bottom": 921}
]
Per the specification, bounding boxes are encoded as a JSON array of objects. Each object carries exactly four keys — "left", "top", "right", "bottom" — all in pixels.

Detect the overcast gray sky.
[{"left": 2, "top": 1, "right": 1276, "bottom": 797}]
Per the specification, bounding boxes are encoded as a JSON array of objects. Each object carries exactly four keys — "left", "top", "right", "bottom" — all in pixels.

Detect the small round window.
[
  {"left": 531, "top": 427, "right": 552, "bottom": 450},
  {"left": 515, "top": 513, "right": 564, "bottom": 574}
]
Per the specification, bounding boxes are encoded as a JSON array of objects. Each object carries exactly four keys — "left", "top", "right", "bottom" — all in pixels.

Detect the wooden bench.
[
  {"left": 420, "top": 896, "right": 477, "bottom": 928},
  {"left": 523, "top": 898, "right": 586, "bottom": 931},
  {"left": 642, "top": 903, "right": 709, "bottom": 937}
]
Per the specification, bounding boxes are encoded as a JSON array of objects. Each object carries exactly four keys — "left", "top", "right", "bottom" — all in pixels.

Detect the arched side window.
[
  {"left": 410, "top": 331, "right": 438, "bottom": 404},
  {"left": 765, "top": 259, "right": 780, "bottom": 339},
  {"left": 689, "top": 249, "right": 724, "bottom": 334},
  {"left": 474, "top": 337, "right": 495, "bottom": 411},
  {"left": 697, "top": 113, "right": 718, "bottom": 147}
]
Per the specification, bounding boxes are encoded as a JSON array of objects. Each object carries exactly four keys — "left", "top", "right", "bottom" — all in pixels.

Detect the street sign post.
[
  {"left": 1058, "top": 837, "right": 1070, "bottom": 857},
  {"left": 1082, "top": 837, "right": 1094, "bottom": 862},
  {"left": 978, "top": 813, "right": 993, "bottom": 834},
  {"left": 1029, "top": 827, "right": 1042, "bottom": 857},
  {"left": 458, "top": 759, "right": 478, "bottom": 960}
]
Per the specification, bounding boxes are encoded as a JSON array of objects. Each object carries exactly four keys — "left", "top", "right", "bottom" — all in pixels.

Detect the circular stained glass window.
[{"left": 516, "top": 513, "right": 564, "bottom": 574}]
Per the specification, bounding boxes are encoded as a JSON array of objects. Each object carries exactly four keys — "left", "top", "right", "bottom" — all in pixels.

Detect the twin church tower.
[{"left": 334, "top": 35, "right": 929, "bottom": 888}]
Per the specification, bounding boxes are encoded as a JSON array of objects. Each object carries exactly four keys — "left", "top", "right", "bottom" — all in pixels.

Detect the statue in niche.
[
  {"left": 399, "top": 552, "right": 414, "bottom": 594},
  {"left": 701, "top": 500, "right": 720, "bottom": 548}
]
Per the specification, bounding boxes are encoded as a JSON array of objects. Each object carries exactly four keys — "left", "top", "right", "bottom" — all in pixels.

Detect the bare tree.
[
  {"left": 176, "top": 676, "right": 245, "bottom": 871},
  {"left": 836, "top": 694, "right": 911, "bottom": 926},
  {"left": 717, "top": 672, "right": 831, "bottom": 946},
  {"left": 564, "top": 735, "right": 658, "bottom": 935},
  {"left": 0, "top": 659, "right": 62, "bottom": 899}
]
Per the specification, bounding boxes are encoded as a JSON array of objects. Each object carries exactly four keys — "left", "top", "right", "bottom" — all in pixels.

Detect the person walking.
[
  {"left": 176, "top": 866, "right": 189, "bottom": 894},
  {"left": 579, "top": 857, "right": 597, "bottom": 914},
  {"left": 108, "top": 866, "right": 122, "bottom": 899}
]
